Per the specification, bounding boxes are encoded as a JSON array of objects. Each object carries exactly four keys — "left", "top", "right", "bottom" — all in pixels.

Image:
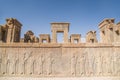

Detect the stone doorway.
[
  {"left": 51, "top": 22, "right": 69, "bottom": 43},
  {"left": 57, "top": 32, "right": 64, "bottom": 43}
]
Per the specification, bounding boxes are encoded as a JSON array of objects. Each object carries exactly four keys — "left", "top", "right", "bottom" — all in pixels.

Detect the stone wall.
[
  {"left": 0, "top": 43, "right": 120, "bottom": 77},
  {"left": 0, "top": 18, "right": 120, "bottom": 80}
]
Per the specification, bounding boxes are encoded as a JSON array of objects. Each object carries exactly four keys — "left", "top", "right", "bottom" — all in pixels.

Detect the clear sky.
[{"left": 0, "top": 0, "right": 120, "bottom": 42}]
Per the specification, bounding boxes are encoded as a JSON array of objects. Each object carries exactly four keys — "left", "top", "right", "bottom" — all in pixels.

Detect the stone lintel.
[
  {"left": 51, "top": 22, "right": 70, "bottom": 32},
  {"left": 70, "top": 34, "right": 81, "bottom": 37},
  {"left": 51, "top": 22, "right": 70, "bottom": 25},
  {"left": 39, "top": 34, "right": 50, "bottom": 37}
]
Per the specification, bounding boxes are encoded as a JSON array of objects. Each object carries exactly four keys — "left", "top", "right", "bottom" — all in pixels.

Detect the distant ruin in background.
[{"left": 0, "top": 18, "right": 120, "bottom": 78}]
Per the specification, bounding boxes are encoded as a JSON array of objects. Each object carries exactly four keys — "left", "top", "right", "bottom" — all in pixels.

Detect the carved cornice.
[{"left": 0, "top": 43, "right": 120, "bottom": 48}]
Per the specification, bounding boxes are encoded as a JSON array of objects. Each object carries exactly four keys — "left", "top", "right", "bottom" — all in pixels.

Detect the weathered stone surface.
[
  {"left": 70, "top": 34, "right": 81, "bottom": 43},
  {"left": 24, "top": 30, "right": 39, "bottom": 43},
  {"left": 99, "top": 18, "right": 120, "bottom": 43},
  {"left": 0, "top": 77, "right": 120, "bottom": 80},
  {"left": 0, "top": 18, "right": 120, "bottom": 80},
  {"left": 86, "top": 31, "right": 97, "bottom": 43},
  {"left": 0, "top": 43, "right": 120, "bottom": 77},
  {"left": 51, "top": 23, "right": 69, "bottom": 43},
  {"left": 0, "top": 18, "right": 22, "bottom": 43},
  {"left": 39, "top": 34, "right": 50, "bottom": 43}
]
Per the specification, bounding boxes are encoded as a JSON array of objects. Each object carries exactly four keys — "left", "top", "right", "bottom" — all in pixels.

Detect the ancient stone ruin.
[{"left": 0, "top": 18, "right": 120, "bottom": 78}]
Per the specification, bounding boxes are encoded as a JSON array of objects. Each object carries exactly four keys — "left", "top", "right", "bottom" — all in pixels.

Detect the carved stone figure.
[
  {"left": 110, "top": 53, "right": 114, "bottom": 75},
  {"left": 6, "top": 59, "right": 10, "bottom": 74},
  {"left": 79, "top": 53, "right": 85, "bottom": 76},
  {"left": 71, "top": 55, "right": 77, "bottom": 76},
  {"left": 46, "top": 54, "right": 54, "bottom": 75},
  {"left": 114, "top": 52, "right": 119, "bottom": 76},
  {"left": 0, "top": 52, "right": 2, "bottom": 74},
  {"left": 27, "top": 52, "right": 34, "bottom": 74},
  {"left": 1, "top": 49, "right": 7, "bottom": 74},
  {"left": 118, "top": 54, "right": 120, "bottom": 76},
  {"left": 24, "top": 51, "right": 33, "bottom": 74},
  {"left": 14, "top": 59, "right": 19, "bottom": 74},
  {"left": 102, "top": 56, "right": 107, "bottom": 76},
  {"left": 33, "top": 60, "right": 37, "bottom": 74},
  {"left": 19, "top": 52, "right": 32, "bottom": 75},
  {"left": 38, "top": 54, "right": 45, "bottom": 75},
  {"left": 19, "top": 54, "right": 24, "bottom": 74},
  {"left": 88, "top": 55, "right": 95, "bottom": 76},
  {"left": 6, "top": 52, "right": 17, "bottom": 75},
  {"left": 95, "top": 54, "right": 102, "bottom": 76},
  {"left": 84, "top": 53, "right": 89, "bottom": 76},
  {"left": 107, "top": 53, "right": 112, "bottom": 75}
]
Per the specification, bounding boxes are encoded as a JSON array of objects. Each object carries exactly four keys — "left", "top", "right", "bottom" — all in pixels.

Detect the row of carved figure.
[{"left": 0, "top": 52, "right": 119, "bottom": 76}]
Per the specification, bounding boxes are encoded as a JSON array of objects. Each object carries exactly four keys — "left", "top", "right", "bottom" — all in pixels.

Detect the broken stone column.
[
  {"left": 114, "top": 22, "right": 120, "bottom": 42},
  {"left": 0, "top": 26, "right": 2, "bottom": 42},
  {"left": 86, "top": 31, "right": 98, "bottom": 43},
  {"left": 99, "top": 18, "right": 115, "bottom": 43},
  {"left": 5, "top": 18, "right": 22, "bottom": 43}
]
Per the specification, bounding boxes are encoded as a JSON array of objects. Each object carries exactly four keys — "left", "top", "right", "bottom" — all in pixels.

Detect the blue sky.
[{"left": 0, "top": 0, "right": 120, "bottom": 42}]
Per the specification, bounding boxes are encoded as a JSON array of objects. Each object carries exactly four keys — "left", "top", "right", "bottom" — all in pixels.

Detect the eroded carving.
[
  {"left": 37, "top": 54, "right": 45, "bottom": 75},
  {"left": 79, "top": 53, "right": 86, "bottom": 76},
  {"left": 71, "top": 54, "right": 78, "bottom": 76},
  {"left": 86, "top": 31, "right": 98, "bottom": 43},
  {"left": 46, "top": 53, "right": 54, "bottom": 75}
]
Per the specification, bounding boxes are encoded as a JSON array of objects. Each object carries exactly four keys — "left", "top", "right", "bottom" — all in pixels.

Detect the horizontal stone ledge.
[
  {"left": 0, "top": 77, "right": 120, "bottom": 80},
  {"left": 0, "top": 43, "right": 120, "bottom": 48}
]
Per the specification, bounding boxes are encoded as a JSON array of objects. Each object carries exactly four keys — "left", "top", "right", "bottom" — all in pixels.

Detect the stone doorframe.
[{"left": 51, "top": 23, "right": 70, "bottom": 43}]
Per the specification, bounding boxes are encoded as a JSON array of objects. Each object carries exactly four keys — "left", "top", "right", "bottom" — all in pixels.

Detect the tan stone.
[
  {"left": 0, "top": 18, "right": 120, "bottom": 79},
  {"left": 99, "top": 18, "right": 120, "bottom": 43},
  {"left": 70, "top": 34, "right": 81, "bottom": 43},
  {"left": 39, "top": 34, "right": 50, "bottom": 43},
  {"left": 0, "top": 18, "right": 22, "bottom": 43},
  {"left": 86, "top": 31, "right": 98, "bottom": 43},
  {"left": 51, "top": 22, "right": 69, "bottom": 43},
  {"left": 24, "top": 30, "right": 39, "bottom": 43}
]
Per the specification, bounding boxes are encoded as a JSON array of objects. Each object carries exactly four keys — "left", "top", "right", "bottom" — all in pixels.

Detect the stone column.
[
  {"left": 52, "top": 30, "right": 57, "bottom": 43},
  {"left": 6, "top": 27, "right": 13, "bottom": 43},
  {"left": 11, "top": 26, "right": 15, "bottom": 42},
  {"left": 100, "top": 31, "right": 103, "bottom": 43},
  {"left": 71, "top": 55, "right": 77, "bottom": 76},
  {"left": 64, "top": 29, "right": 68, "bottom": 43},
  {"left": 47, "top": 38, "right": 49, "bottom": 43},
  {"left": 0, "top": 26, "right": 2, "bottom": 42}
]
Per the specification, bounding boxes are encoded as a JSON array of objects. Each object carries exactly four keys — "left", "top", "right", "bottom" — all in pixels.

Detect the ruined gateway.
[{"left": 0, "top": 18, "right": 120, "bottom": 80}]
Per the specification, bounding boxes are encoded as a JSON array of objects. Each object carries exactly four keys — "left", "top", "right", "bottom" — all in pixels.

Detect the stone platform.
[{"left": 0, "top": 77, "right": 120, "bottom": 80}]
